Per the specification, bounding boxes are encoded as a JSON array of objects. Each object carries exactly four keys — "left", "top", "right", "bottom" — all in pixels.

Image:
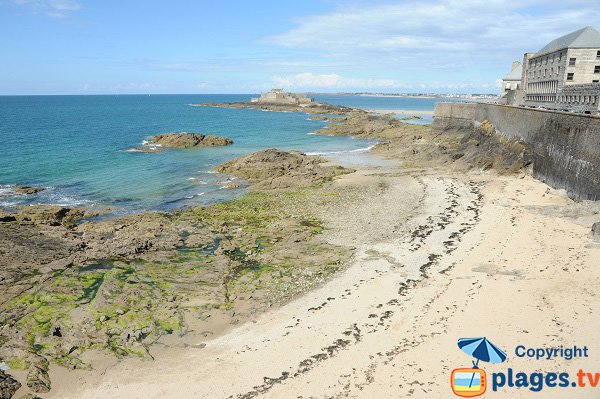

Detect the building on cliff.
[
  {"left": 251, "top": 89, "right": 315, "bottom": 105},
  {"left": 502, "top": 26, "right": 600, "bottom": 115}
]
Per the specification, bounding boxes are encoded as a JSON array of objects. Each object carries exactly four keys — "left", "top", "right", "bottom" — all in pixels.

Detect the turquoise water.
[
  {"left": 0, "top": 94, "right": 452, "bottom": 213},
  {"left": 0, "top": 94, "right": 379, "bottom": 213}
]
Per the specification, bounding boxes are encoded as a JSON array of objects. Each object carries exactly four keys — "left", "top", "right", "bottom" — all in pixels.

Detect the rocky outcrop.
[
  {"left": 13, "top": 186, "right": 44, "bottom": 195},
  {"left": 215, "top": 149, "right": 354, "bottom": 190},
  {"left": 0, "top": 370, "right": 21, "bottom": 399},
  {"left": 12, "top": 205, "right": 90, "bottom": 227},
  {"left": 148, "top": 133, "right": 233, "bottom": 148},
  {"left": 454, "top": 120, "right": 533, "bottom": 174},
  {"left": 26, "top": 359, "right": 50, "bottom": 394},
  {"left": 127, "top": 133, "right": 233, "bottom": 153},
  {"left": 194, "top": 102, "right": 355, "bottom": 115}
]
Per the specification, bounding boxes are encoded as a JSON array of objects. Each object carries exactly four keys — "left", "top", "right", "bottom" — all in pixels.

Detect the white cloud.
[
  {"left": 269, "top": 72, "right": 483, "bottom": 91},
  {"left": 8, "top": 0, "right": 81, "bottom": 17},
  {"left": 265, "top": 0, "right": 600, "bottom": 68},
  {"left": 272, "top": 73, "right": 343, "bottom": 88}
]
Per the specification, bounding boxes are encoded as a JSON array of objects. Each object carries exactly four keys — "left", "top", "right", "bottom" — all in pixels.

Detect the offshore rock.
[
  {"left": 148, "top": 132, "right": 233, "bottom": 148},
  {"left": 14, "top": 205, "right": 88, "bottom": 227},
  {"left": 13, "top": 186, "right": 44, "bottom": 195}
]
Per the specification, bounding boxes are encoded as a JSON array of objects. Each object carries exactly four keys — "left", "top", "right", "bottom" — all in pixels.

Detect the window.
[
  {"left": 595, "top": 65, "right": 600, "bottom": 73},
  {"left": 569, "top": 58, "right": 576, "bottom": 66},
  {"left": 594, "top": 80, "right": 600, "bottom": 83},
  {"left": 597, "top": 50, "right": 600, "bottom": 58},
  {"left": 567, "top": 73, "right": 574, "bottom": 81}
]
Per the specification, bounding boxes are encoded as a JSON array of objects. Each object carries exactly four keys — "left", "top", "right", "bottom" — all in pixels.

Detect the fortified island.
[{"left": 251, "top": 88, "right": 315, "bottom": 105}]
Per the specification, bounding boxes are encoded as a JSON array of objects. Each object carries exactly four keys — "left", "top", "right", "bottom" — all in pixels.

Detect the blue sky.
[{"left": 2, "top": 0, "right": 600, "bottom": 95}]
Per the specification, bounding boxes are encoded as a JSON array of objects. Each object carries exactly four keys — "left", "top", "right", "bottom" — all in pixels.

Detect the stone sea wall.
[{"left": 433, "top": 102, "right": 600, "bottom": 201}]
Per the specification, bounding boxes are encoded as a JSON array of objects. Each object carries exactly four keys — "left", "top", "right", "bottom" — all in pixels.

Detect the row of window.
[
  {"left": 526, "top": 95, "right": 556, "bottom": 103},
  {"left": 558, "top": 94, "right": 599, "bottom": 105},
  {"left": 529, "top": 51, "right": 600, "bottom": 69},
  {"left": 529, "top": 67, "right": 562, "bottom": 79},
  {"left": 529, "top": 66, "right": 600, "bottom": 80},
  {"left": 526, "top": 94, "right": 600, "bottom": 105},
  {"left": 529, "top": 51, "right": 566, "bottom": 67}
]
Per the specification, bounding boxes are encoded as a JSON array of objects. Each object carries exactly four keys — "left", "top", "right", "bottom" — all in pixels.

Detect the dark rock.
[
  {"left": 0, "top": 213, "right": 16, "bottom": 223},
  {"left": 592, "top": 222, "right": 600, "bottom": 241},
  {"left": 15, "top": 205, "right": 85, "bottom": 227},
  {"left": 13, "top": 186, "right": 44, "bottom": 195},
  {"left": 26, "top": 359, "right": 50, "bottom": 394},
  {"left": 148, "top": 132, "right": 233, "bottom": 148},
  {"left": 0, "top": 370, "right": 21, "bottom": 399}
]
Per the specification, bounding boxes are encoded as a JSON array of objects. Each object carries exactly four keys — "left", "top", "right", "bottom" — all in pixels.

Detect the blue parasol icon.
[{"left": 457, "top": 337, "right": 507, "bottom": 388}]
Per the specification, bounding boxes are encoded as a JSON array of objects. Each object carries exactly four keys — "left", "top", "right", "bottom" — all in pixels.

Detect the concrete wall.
[{"left": 433, "top": 102, "right": 600, "bottom": 201}]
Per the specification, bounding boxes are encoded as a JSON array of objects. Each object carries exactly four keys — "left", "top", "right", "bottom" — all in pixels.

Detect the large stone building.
[
  {"left": 502, "top": 26, "right": 600, "bottom": 115},
  {"left": 251, "top": 89, "right": 315, "bottom": 105},
  {"left": 500, "top": 61, "right": 523, "bottom": 105}
]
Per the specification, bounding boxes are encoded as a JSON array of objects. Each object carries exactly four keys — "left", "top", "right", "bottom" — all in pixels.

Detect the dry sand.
[{"left": 46, "top": 159, "right": 600, "bottom": 398}]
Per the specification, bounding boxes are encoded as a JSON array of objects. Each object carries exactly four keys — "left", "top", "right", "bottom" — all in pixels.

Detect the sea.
[{"left": 0, "top": 94, "right": 465, "bottom": 214}]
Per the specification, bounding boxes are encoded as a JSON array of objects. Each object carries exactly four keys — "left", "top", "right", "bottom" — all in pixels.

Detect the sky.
[{"left": 1, "top": 0, "right": 600, "bottom": 95}]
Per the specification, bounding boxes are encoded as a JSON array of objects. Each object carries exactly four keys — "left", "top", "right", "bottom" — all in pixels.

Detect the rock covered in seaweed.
[
  {"left": 148, "top": 132, "right": 233, "bottom": 148},
  {"left": 127, "top": 132, "right": 233, "bottom": 153},
  {"left": 215, "top": 148, "right": 354, "bottom": 190},
  {"left": 13, "top": 186, "right": 45, "bottom": 195}
]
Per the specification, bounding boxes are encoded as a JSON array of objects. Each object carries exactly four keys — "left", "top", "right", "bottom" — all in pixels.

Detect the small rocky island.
[
  {"left": 128, "top": 132, "right": 233, "bottom": 153},
  {"left": 193, "top": 89, "right": 355, "bottom": 115}
]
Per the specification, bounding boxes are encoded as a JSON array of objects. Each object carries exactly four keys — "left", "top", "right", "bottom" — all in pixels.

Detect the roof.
[
  {"left": 536, "top": 26, "right": 600, "bottom": 56},
  {"left": 503, "top": 64, "right": 522, "bottom": 81}
]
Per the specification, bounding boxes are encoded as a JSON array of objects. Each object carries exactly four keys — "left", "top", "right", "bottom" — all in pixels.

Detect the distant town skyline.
[{"left": 2, "top": 0, "right": 600, "bottom": 95}]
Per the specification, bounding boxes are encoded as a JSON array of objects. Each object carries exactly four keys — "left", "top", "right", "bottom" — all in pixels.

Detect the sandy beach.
[{"left": 46, "top": 162, "right": 600, "bottom": 398}]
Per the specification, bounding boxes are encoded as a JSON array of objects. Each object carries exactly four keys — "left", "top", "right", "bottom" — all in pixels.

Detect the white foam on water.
[
  {"left": 0, "top": 187, "right": 16, "bottom": 197},
  {"left": 305, "top": 145, "right": 376, "bottom": 156},
  {"left": 185, "top": 192, "right": 205, "bottom": 199}
]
